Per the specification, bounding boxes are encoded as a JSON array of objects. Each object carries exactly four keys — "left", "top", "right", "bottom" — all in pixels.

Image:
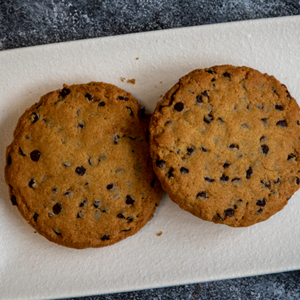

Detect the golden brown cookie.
[
  {"left": 149, "top": 65, "right": 300, "bottom": 227},
  {"left": 5, "top": 82, "right": 163, "bottom": 249}
]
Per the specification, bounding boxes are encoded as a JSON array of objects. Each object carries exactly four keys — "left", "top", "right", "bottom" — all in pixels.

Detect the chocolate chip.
[
  {"left": 75, "top": 166, "right": 86, "bottom": 176},
  {"left": 287, "top": 197, "right": 292, "bottom": 201},
  {"left": 101, "top": 234, "right": 110, "bottom": 241},
  {"left": 256, "top": 199, "right": 266, "bottom": 207},
  {"left": 126, "top": 107, "right": 134, "bottom": 116},
  {"left": 159, "top": 105, "right": 167, "bottom": 111},
  {"left": 224, "top": 208, "right": 234, "bottom": 217},
  {"left": 275, "top": 104, "right": 284, "bottom": 111},
  {"left": 156, "top": 159, "right": 165, "bottom": 168},
  {"left": 118, "top": 96, "right": 128, "bottom": 101},
  {"left": 28, "top": 178, "right": 36, "bottom": 189},
  {"left": 126, "top": 195, "right": 135, "bottom": 205},
  {"left": 206, "top": 70, "right": 215, "bottom": 75},
  {"left": 218, "top": 117, "right": 225, "bottom": 123},
  {"left": 53, "top": 227, "right": 61, "bottom": 235},
  {"left": 261, "top": 145, "right": 269, "bottom": 155},
  {"left": 286, "top": 90, "right": 292, "bottom": 99},
  {"left": 223, "top": 72, "right": 231, "bottom": 80},
  {"left": 138, "top": 107, "right": 149, "bottom": 119},
  {"left": 216, "top": 214, "right": 225, "bottom": 221},
  {"left": 187, "top": 147, "right": 194, "bottom": 155},
  {"left": 127, "top": 216, "right": 133, "bottom": 222},
  {"left": 174, "top": 102, "right": 184, "bottom": 112},
  {"left": 107, "top": 184, "right": 114, "bottom": 190},
  {"left": 276, "top": 120, "right": 287, "bottom": 127},
  {"left": 77, "top": 123, "right": 84, "bottom": 129},
  {"left": 231, "top": 178, "right": 241, "bottom": 182},
  {"left": 261, "top": 118, "right": 268, "bottom": 124},
  {"left": 30, "top": 150, "right": 41, "bottom": 162},
  {"left": 220, "top": 174, "right": 229, "bottom": 181},
  {"left": 79, "top": 199, "right": 87, "bottom": 207},
  {"left": 31, "top": 112, "right": 39, "bottom": 123},
  {"left": 275, "top": 178, "right": 281, "bottom": 184},
  {"left": 19, "top": 147, "right": 26, "bottom": 156},
  {"left": 63, "top": 191, "right": 71, "bottom": 196},
  {"left": 223, "top": 163, "right": 231, "bottom": 168},
  {"left": 113, "top": 135, "right": 119, "bottom": 144},
  {"left": 117, "top": 213, "right": 125, "bottom": 219},
  {"left": 11, "top": 195, "right": 17, "bottom": 206},
  {"left": 296, "top": 177, "right": 300, "bottom": 185},
  {"left": 88, "top": 158, "right": 92, "bottom": 166},
  {"left": 196, "top": 95, "right": 203, "bottom": 104},
  {"left": 257, "top": 208, "right": 263, "bottom": 214},
  {"left": 53, "top": 203, "right": 62, "bottom": 214},
  {"left": 60, "top": 88, "right": 70, "bottom": 98},
  {"left": 48, "top": 212, "right": 54, "bottom": 217},
  {"left": 85, "top": 93, "right": 93, "bottom": 101},
  {"left": 288, "top": 153, "right": 296, "bottom": 161},
  {"left": 197, "top": 192, "right": 208, "bottom": 199},
  {"left": 77, "top": 210, "right": 84, "bottom": 218},
  {"left": 201, "top": 147, "right": 207, "bottom": 152},
  {"left": 297, "top": 120, "right": 300, "bottom": 126},
  {"left": 229, "top": 144, "right": 239, "bottom": 149},
  {"left": 98, "top": 101, "right": 106, "bottom": 107},
  {"left": 260, "top": 136, "right": 266, "bottom": 142},
  {"left": 205, "top": 177, "right": 214, "bottom": 183},
  {"left": 150, "top": 178, "right": 156, "bottom": 188},
  {"left": 202, "top": 91, "right": 209, "bottom": 99},
  {"left": 52, "top": 187, "right": 57, "bottom": 194},
  {"left": 121, "top": 228, "right": 131, "bottom": 232},
  {"left": 63, "top": 162, "right": 71, "bottom": 167},
  {"left": 33, "top": 213, "right": 39, "bottom": 221},
  {"left": 246, "top": 167, "right": 253, "bottom": 179},
  {"left": 261, "top": 180, "right": 271, "bottom": 189},
  {"left": 7, "top": 155, "right": 12, "bottom": 165},
  {"left": 204, "top": 113, "right": 214, "bottom": 124},
  {"left": 180, "top": 167, "right": 189, "bottom": 174},
  {"left": 167, "top": 168, "right": 174, "bottom": 178},
  {"left": 94, "top": 200, "right": 101, "bottom": 208},
  {"left": 256, "top": 104, "right": 264, "bottom": 110},
  {"left": 241, "top": 123, "right": 250, "bottom": 129}
]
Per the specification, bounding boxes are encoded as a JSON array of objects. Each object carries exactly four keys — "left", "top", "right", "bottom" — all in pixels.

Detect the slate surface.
[{"left": 1, "top": 1, "right": 300, "bottom": 299}]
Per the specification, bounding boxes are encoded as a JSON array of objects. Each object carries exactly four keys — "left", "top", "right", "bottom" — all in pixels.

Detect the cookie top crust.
[
  {"left": 5, "top": 82, "right": 163, "bottom": 248},
  {"left": 149, "top": 65, "right": 300, "bottom": 227}
]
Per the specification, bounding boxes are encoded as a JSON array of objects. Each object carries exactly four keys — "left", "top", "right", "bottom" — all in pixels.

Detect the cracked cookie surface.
[
  {"left": 149, "top": 65, "right": 300, "bottom": 227},
  {"left": 5, "top": 82, "right": 163, "bottom": 248}
]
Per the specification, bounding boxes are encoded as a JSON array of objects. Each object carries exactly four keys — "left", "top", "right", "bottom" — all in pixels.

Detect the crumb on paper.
[
  {"left": 204, "top": 247, "right": 206, "bottom": 249},
  {"left": 160, "top": 81, "right": 162, "bottom": 84},
  {"left": 127, "top": 79, "right": 136, "bottom": 84},
  {"left": 156, "top": 231, "right": 163, "bottom": 236},
  {"left": 120, "top": 77, "right": 126, "bottom": 82},
  {"left": 34, "top": 231, "right": 37, "bottom": 233},
  {"left": 155, "top": 85, "right": 157, "bottom": 88},
  {"left": 160, "top": 95, "right": 163, "bottom": 98},
  {"left": 136, "top": 57, "right": 139, "bottom": 60}
]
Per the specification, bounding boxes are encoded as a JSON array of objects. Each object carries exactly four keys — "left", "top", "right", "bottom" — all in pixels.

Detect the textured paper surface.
[{"left": 0, "top": 16, "right": 300, "bottom": 300}]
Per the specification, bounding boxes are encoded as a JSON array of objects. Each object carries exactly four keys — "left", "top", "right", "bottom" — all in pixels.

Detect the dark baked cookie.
[
  {"left": 149, "top": 65, "right": 300, "bottom": 227},
  {"left": 5, "top": 82, "right": 163, "bottom": 248}
]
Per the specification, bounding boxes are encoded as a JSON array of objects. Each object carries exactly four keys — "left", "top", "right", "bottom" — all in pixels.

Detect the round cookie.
[
  {"left": 5, "top": 82, "right": 163, "bottom": 249},
  {"left": 149, "top": 65, "right": 300, "bottom": 227}
]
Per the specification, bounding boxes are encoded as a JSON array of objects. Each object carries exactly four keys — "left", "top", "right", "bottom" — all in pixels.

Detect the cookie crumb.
[
  {"left": 204, "top": 247, "right": 206, "bottom": 249},
  {"left": 127, "top": 79, "right": 136, "bottom": 84},
  {"left": 160, "top": 95, "right": 163, "bottom": 98},
  {"left": 34, "top": 231, "right": 37, "bottom": 233},
  {"left": 160, "top": 81, "right": 162, "bottom": 84},
  {"left": 120, "top": 77, "right": 126, "bottom": 82},
  {"left": 136, "top": 57, "right": 139, "bottom": 60},
  {"left": 156, "top": 231, "right": 163, "bottom": 236}
]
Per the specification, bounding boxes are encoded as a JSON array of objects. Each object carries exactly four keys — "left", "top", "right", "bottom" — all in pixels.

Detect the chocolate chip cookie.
[
  {"left": 5, "top": 82, "right": 163, "bottom": 248},
  {"left": 149, "top": 65, "right": 300, "bottom": 227}
]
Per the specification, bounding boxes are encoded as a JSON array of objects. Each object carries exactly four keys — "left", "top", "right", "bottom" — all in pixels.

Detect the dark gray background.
[{"left": 1, "top": 1, "right": 300, "bottom": 299}]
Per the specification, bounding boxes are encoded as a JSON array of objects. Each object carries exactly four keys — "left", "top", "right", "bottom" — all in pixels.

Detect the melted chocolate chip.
[
  {"left": 202, "top": 91, "right": 209, "bottom": 99},
  {"left": 205, "top": 177, "right": 214, "bottom": 183},
  {"left": 28, "top": 178, "right": 36, "bottom": 189},
  {"left": 187, "top": 147, "right": 194, "bottom": 155},
  {"left": 19, "top": 147, "right": 26, "bottom": 156},
  {"left": 85, "top": 93, "right": 93, "bottom": 101},
  {"left": 53, "top": 203, "right": 62, "bottom": 214},
  {"left": 118, "top": 96, "right": 128, "bottom": 101},
  {"left": 113, "top": 135, "right": 119, "bottom": 144},
  {"left": 223, "top": 163, "right": 230, "bottom": 169},
  {"left": 63, "top": 191, "right": 71, "bottom": 196},
  {"left": 150, "top": 178, "right": 156, "bottom": 188},
  {"left": 117, "top": 213, "right": 125, "bottom": 219},
  {"left": 196, "top": 95, "right": 203, "bottom": 104},
  {"left": 275, "top": 104, "right": 284, "bottom": 111},
  {"left": 257, "top": 208, "right": 263, "bottom": 214},
  {"left": 180, "top": 167, "right": 189, "bottom": 174},
  {"left": 79, "top": 199, "right": 87, "bottom": 207},
  {"left": 224, "top": 208, "right": 234, "bottom": 217},
  {"left": 288, "top": 153, "right": 296, "bottom": 161},
  {"left": 52, "top": 187, "right": 57, "bottom": 194},
  {"left": 261, "top": 180, "right": 271, "bottom": 189},
  {"left": 218, "top": 117, "right": 225, "bottom": 123},
  {"left": 261, "top": 145, "right": 269, "bottom": 155},
  {"left": 53, "top": 228, "right": 61, "bottom": 235},
  {"left": 201, "top": 147, "right": 207, "bottom": 152},
  {"left": 77, "top": 123, "right": 84, "bottom": 129},
  {"left": 229, "top": 144, "right": 239, "bottom": 149},
  {"left": 246, "top": 167, "right": 253, "bottom": 179},
  {"left": 256, "top": 199, "right": 266, "bottom": 207},
  {"left": 126, "top": 195, "right": 135, "bottom": 205},
  {"left": 94, "top": 200, "right": 101, "bottom": 208},
  {"left": 107, "top": 184, "right": 114, "bottom": 190},
  {"left": 127, "top": 216, "right": 133, "bottom": 222},
  {"left": 126, "top": 107, "right": 133, "bottom": 116},
  {"left": 31, "top": 113, "right": 39, "bottom": 123},
  {"left": 138, "top": 107, "right": 149, "bottom": 119},
  {"left": 297, "top": 120, "right": 300, "bottom": 126},
  {"left": 75, "top": 166, "right": 86, "bottom": 176},
  {"left": 30, "top": 150, "right": 41, "bottom": 162},
  {"left": 261, "top": 118, "right": 268, "bottom": 124},
  {"left": 260, "top": 136, "right": 266, "bottom": 142},
  {"left": 7, "top": 156, "right": 12, "bottom": 165},
  {"left": 275, "top": 178, "right": 281, "bottom": 184},
  {"left": 98, "top": 101, "right": 106, "bottom": 107},
  {"left": 206, "top": 70, "right": 215, "bottom": 75},
  {"left": 60, "top": 88, "right": 70, "bottom": 98},
  {"left": 286, "top": 90, "right": 292, "bottom": 99},
  {"left": 276, "top": 120, "right": 287, "bottom": 127},
  {"left": 156, "top": 159, "right": 165, "bottom": 168},
  {"left": 174, "top": 102, "right": 184, "bottom": 112},
  {"left": 296, "top": 177, "right": 300, "bottom": 185},
  {"left": 167, "top": 168, "right": 174, "bottom": 178},
  {"left": 223, "top": 72, "right": 231, "bottom": 80},
  {"left": 220, "top": 174, "right": 229, "bottom": 182},
  {"left": 77, "top": 210, "right": 84, "bottom": 218},
  {"left": 231, "top": 178, "right": 241, "bottom": 182},
  {"left": 197, "top": 192, "right": 208, "bottom": 199},
  {"left": 33, "top": 213, "right": 39, "bottom": 221},
  {"left": 11, "top": 195, "right": 17, "bottom": 205},
  {"left": 204, "top": 114, "right": 214, "bottom": 124}
]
